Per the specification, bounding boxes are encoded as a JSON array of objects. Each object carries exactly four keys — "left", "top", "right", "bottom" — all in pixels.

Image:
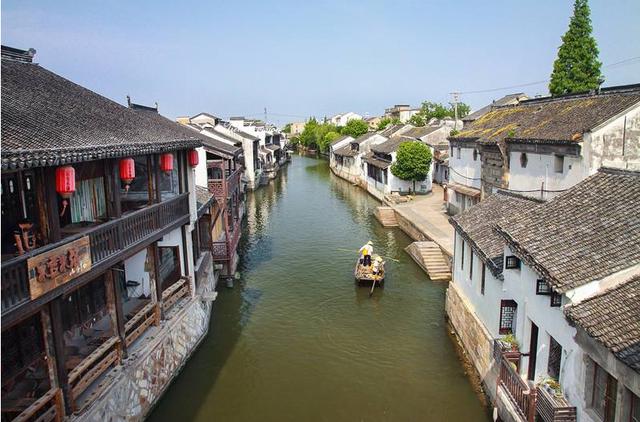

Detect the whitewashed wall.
[
  {"left": 508, "top": 151, "right": 586, "bottom": 199},
  {"left": 448, "top": 145, "right": 481, "bottom": 189}
]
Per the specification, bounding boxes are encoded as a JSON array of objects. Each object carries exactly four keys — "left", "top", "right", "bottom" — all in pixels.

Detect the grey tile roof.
[
  {"left": 202, "top": 128, "right": 243, "bottom": 148},
  {"left": 454, "top": 88, "right": 640, "bottom": 143},
  {"left": 330, "top": 135, "right": 352, "bottom": 146},
  {"left": 402, "top": 126, "right": 440, "bottom": 139},
  {"left": 565, "top": 275, "right": 640, "bottom": 372},
  {"left": 379, "top": 124, "right": 410, "bottom": 137},
  {"left": 462, "top": 93, "right": 527, "bottom": 122},
  {"left": 495, "top": 168, "right": 640, "bottom": 292},
  {"left": 333, "top": 144, "right": 358, "bottom": 157},
  {"left": 371, "top": 136, "right": 414, "bottom": 154},
  {"left": 362, "top": 152, "right": 392, "bottom": 169},
  {"left": 1, "top": 59, "right": 203, "bottom": 170},
  {"left": 196, "top": 185, "right": 215, "bottom": 216},
  {"left": 353, "top": 132, "right": 378, "bottom": 144},
  {"left": 449, "top": 191, "right": 541, "bottom": 277}
]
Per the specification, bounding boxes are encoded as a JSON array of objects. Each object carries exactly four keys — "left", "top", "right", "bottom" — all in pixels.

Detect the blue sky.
[{"left": 2, "top": 0, "right": 639, "bottom": 125}]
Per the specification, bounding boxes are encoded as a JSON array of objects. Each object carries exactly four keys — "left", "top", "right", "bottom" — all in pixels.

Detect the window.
[
  {"left": 469, "top": 251, "right": 474, "bottom": 281},
  {"left": 481, "top": 263, "right": 486, "bottom": 295},
  {"left": 554, "top": 155, "right": 564, "bottom": 173},
  {"left": 456, "top": 147, "right": 461, "bottom": 159},
  {"left": 505, "top": 255, "right": 521, "bottom": 269},
  {"left": 591, "top": 362, "right": 618, "bottom": 422},
  {"left": 520, "top": 153, "right": 528, "bottom": 168},
  {"left": 547, "top": 336, "right": 562, "bottom": 380},
  {"left": 536, "top": 279, "right": 552, "bottom": 295},
  {"left": 473, "top": 149, "right": 478, "bottom": 161},
  {"left": 450, "top": 146, "right": 454, "bottom": 157},
  {"left": 550, "top": 292, "right": 562, "bottom": 307},
  {"left": 158, "top": 246, "right": 181, "bottom": 291},
  {"left": 460, "top": 240, "right": 465, "bottom": 270},
  {"left": 158, "top": 154, "right": 180, "bottom": 199},
  {"left": 499, "top": 300, "right": 518, "bottom": 334}
]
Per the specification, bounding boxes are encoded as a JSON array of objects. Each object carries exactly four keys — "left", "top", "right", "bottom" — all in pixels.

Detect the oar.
[
  {"left": 336, "top": 248, "right": 400, "bottom": 263},
  {"left": 369, "top": 278, "right": 377, "bottom": 296}
]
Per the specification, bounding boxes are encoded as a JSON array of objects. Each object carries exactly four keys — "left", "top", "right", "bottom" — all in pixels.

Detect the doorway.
[{"left": 527, "top": 322, "right": 539, "bottom": 381}]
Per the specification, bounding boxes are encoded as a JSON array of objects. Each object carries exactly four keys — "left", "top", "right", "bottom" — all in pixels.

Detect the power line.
[{"left": 456, "top": 56, "right": 640, "bottom": 95}]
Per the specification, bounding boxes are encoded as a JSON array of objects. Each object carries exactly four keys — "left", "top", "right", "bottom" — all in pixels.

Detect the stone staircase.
[
  {"left": 405, "top": 241, "right": 451, "bottom": 281},
  {"left": 374, "top": 206, "right": 398, "bottom": 227}
]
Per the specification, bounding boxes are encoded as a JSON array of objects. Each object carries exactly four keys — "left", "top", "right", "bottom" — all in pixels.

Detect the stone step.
[
  {"left": 404, "top": 241, "right": 451, "bottom": 282},
  {"left": 374, "top": 206, "right": 399, "bottom": 227}
]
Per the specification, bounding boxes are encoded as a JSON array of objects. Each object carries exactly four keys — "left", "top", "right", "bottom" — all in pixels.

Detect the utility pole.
[
  {"left": 449, "top": 92, "right": 460, "bottom": 130},
  {"left": 264, "top": 107, "right": 268, "bottom": 125}
]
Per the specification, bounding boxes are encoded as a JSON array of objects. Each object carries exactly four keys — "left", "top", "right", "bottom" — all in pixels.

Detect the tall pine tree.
[{"left": 549, "top": 0, "right": 603, "bottom": 96}]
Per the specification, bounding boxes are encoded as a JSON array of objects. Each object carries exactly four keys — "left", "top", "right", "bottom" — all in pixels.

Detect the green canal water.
[{"left": 148, "top": 155, "right": 489, "bottom": 421}]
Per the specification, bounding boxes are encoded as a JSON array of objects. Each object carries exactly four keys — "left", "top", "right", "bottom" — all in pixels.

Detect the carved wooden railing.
[
  {"left": 536, "top": 386, "right": 577, "bottom": 422},
  {"left": 499, "top": 355, "right": 533, "bottom": 421},
  {"left": 9, "top": 387, "right": 63, "bottom": 422},
  {"left": 1, "top": 194, "right": 190, "bottom": 316},
  {"left": 68, "top": 336, "right": 121, "bottom": 411}
]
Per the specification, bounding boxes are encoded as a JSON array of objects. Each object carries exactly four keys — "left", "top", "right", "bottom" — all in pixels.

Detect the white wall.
[
  {"left": 448, "top": 144, "right": 481, "bottom": 189},
  {"left": 508, "top": 151, "right": 586, "bottom": 200},
  {"left": 452, "top": 232, "right": 505, "bottom": 338},
  {"left": 158, "top": 227, "right": 185, "bottom": 279},
  {"left": 194, "top": 147, "right": 208, "bottom": 188},
  {"left": 124, "top": 248, "right": 153, "bottom": 298}
]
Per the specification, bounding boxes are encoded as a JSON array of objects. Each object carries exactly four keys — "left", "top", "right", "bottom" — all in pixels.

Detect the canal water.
[{"left": 148, "top": 155, "right": 489, "bottom": 421}]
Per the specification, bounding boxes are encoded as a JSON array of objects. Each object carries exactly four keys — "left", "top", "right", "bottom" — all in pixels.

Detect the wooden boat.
[{"left": 354, "top": 258, "right": 385, "bottom": 286}]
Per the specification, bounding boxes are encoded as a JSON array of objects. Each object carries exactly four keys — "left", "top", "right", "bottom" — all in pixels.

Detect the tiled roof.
[
  {"left": 353, "top": 132, "right": 379, "bottom": 144},
  {"left": 1, "top": 59, "right": 203, "bottom": 170},
  {"left": 379, "top": 124, "right": 411, "bottom": 137},
  {"left": 454, "top": 87, "right": 640, "bottom": 143},
  {"left": 462, "top": 93, "right": 527, "bottom": 122},
  {"left": 565, "top": 275, "right": 640, "bottom": 372},
  {"left": 200, "top": 132, "right": 242, "bottom": 158},
  {"left": 362, "top": 152, "right": 392, "bottom": 169},
  {"left": 402, "top": 126, "right": 441, "bottom": 139},
  {"left": 333, "top": 144, "right": 358, "bottom": 157},
  {"left": 202, "top": 127, "right": 243, "bottom": 147},
  {"left": 371, "top": 136, "right": 414, "bottom": 154},
  {"left": 495, "top": 168, "right": 640, "bottom": 292},
  {"left": 330, "top": 135, "right": 353, "bottom": 146},
  {"left": 449, "top": 192, "right": 541, "bottom": 277},
  {"left": 196, "top": 185, "right": 215, "bottom": 216}
]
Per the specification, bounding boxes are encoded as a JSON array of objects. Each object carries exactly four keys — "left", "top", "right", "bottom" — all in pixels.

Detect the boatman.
[
  {"left": 372, "top": 256, "right": 384, "bottom": 275},
  {"left": 359, "top": 241, "right": 373, "bottom": 266}
]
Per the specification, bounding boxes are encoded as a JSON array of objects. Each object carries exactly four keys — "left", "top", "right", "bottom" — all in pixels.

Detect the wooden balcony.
[
  {"left": 211, "top": 222, "right": 241, "bottom": 262},
  {"left": 1, "top": 194, "right": 190, "bottom": 318},
  {"left": 498, "top": 355, "right": 534, "bottom": 421},
  {"left": 535, "top": 386, "right": 577, "bottom": 422},
  {"left": 6, "top": 387, "right": 63, "bottom": 422}
]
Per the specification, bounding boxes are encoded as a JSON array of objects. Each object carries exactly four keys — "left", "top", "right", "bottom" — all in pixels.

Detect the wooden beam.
[
  {"left": 107, "top": 268, "right": 128, "bottom": 358},
  {"left": 151, "top": 244, "right": 165, "bottom": 320},
  {"left": 49, "top": 299, "right": 72, "bottom": 415},
  {"left": 44, "top": 167, "right": 61, "bottom": 243},
  {"left": 153, "top": 155, "right": 162, "bottom": 204}
]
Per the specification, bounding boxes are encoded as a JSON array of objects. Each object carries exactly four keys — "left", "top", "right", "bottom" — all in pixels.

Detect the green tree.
[
  {"left": 341, "top": 119, "right": 369, "bottom": 138},
  {"left": 319, "top": 131, "right": 341, "bottom": 153},
  {"left": 549, "top": 0, "right": 602, "bottom": 95},
  {"left": 390, "top": 142, "right": 432, "bottom": 193},
  {"left": 376, "top": 117, "right": 401, "bottom": 131},
  {"left": 299, "top": 118, "right": 319, "bottom": 147},
  {"left": 454, "top": 103, "right": 471, "bottom": 119},
  {"left": 282, "top": 123, "right": 292, "bottom": 134},
  {"left": 408, "top": 114, "right": 425, "bottom": 127}
]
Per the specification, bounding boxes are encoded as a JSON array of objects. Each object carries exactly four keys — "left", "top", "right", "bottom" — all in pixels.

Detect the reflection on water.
[{"left": 148, "top": 155, "right": 489, "bottom": 422}]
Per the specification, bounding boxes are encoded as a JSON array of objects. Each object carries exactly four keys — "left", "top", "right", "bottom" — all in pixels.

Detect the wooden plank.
[
  {"left": 71, "top": 349, "right": 118, "bottom": 401},
  {"left": 44, "top": 167, "right": 61, "bottom": 243},
  {"left": 48, "top": 300, "right": 72, "bottom": 415},
  {"left": 12, "top": 388, "right": 59, "bottom": 422},
  {"left": 68, "top": 337, "right": 119, "bottom": 384},
  {"left": 125, "top": 311, "right": 155, "bottom": 347},
  {"left": 108, "top": 269, "right": 128, "bottom": 357}
]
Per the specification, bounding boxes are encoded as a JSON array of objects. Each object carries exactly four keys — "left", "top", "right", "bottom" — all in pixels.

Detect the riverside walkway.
[{"left": 390, "top": 184, "right": 454, "bottom": 257}]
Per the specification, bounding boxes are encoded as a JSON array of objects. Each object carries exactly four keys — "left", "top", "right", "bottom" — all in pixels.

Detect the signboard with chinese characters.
[{"left": 27, "top": 236, "right": 92, "bottom": 299}]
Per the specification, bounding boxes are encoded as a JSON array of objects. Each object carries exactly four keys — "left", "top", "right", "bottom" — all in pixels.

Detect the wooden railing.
[
  {"left": 499, "top": 355, "right": 533, "bottom": 421},
  {"left": 68, "top": 336, "right": 121, "bottom": 411},
  {"left": 1, "top": 194, "right": 190, "bottom": 316},
  {"left": 10, "top": 387, "right": 63, "bottom": 422},
  {"left": 211, "top": 222, "right": 241, "bottom": 262},
  {"left": 124, "top": 302, "right": 159, "bottom": 347},
  {"left": 161, "top": 277, "right": 190, "bottom": 314},
  {"left": 536, "top": 386, "right": 577, "bottom": 422}
]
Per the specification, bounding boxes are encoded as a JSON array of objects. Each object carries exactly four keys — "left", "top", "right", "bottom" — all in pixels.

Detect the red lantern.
[
  {"left": 55, "top": 166, "right": 76, "bottom": 199},
  {"left": 160, "top": 153, "right": 174, "bottom": 173},
  {"left": 119, "top": 158, "right": 136, "bottom": 187},
  {"left": 188, "top": 149, "right": 199, "bottom": 167}
]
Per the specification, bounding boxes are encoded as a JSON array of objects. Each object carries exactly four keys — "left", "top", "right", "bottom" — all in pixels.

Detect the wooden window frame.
[
  {"left": 536, "top": 279, "right": 552, "bottom": 295},
  {"left": 499, "top": 299, "right": 517, "bottom": 335},
  {"left": 547, "top": 336, "right": 562, "bottom": 380},
  {"left": 157, "top": 245, "right": 182, "bottom": 292},
  {"left": 505, "top": 255, "right": 521, "bottom": 270},
  {"left": 550, "top": 292, "right": 562, "bottom": 307}
]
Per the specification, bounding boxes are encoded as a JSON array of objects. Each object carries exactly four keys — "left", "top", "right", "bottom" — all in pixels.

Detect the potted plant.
[
  {"left": 501, "top": 334, "right": 519, "bottom": 351},
  {"left": 540, "top": 377, "right": 563, "bottom": 398}
]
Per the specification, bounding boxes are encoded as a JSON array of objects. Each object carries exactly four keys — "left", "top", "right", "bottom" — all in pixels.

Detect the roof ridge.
[
  {"left": 598, "top": 166, "right": 640, "bottom": 176},
  {"left": 566, "top": 274, "right": 640, "bottom": 310}
]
